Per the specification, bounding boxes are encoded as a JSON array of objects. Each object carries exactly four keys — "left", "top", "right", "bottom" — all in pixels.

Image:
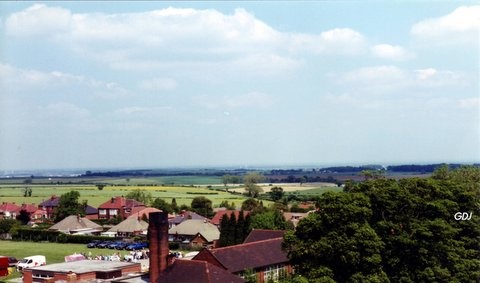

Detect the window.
[
  {"left": 109, "top": 209, "right": 118, "bottom": 215},
  {"left": 99, "top": 209, "right": 107, "bottom": 215},
  {"left": 263, "top": 264, "right": 286, "bottom": 282}
]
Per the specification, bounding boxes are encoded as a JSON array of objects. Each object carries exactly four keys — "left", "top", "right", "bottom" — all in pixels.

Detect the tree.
[
  {"left": 191, "top": 196, "right": 213, "bottom": 217},
  {"left": 55, "top": 191, "right": 83, "bottom": 222},
  {"left": 219, "top": 214, "right": 232, "bottom": 247},
  {"left": 126, "top": 189, "right": 152, "bottom": 205},
  {"left": 96, "top": 184, "right": 105, "bottom": 190},
  {"left": 151, "top": 198, "right": 173, "bottom": 214},
  {"left": 269, "top": 186, "right": 284, "bottom": 201},
  {"left": 171, "top": 198, "right": 179, "bottom": 213},
  {"left": 219, "top": 200, "right": 236, "bottom": 210},
  {"left": 284, "top": 167, "right": 480, "bottom": 282},
  {"left": 23, "top": 187, "right": 32, "bottom": 197},
  {"left": 0, "top": 219, "right": 18, "bottom": 236},
  {"left": 241, "top": 198, "right": 260, "bottom": 211},
  {"left": 243, "top": 172, "right": 266, "bottom": 197},
  {"left": 16, "top": 209, "right": 31, "bottom": 225},
  {"left": 251, "top": 209, "right": 291, "bottom": 230}
]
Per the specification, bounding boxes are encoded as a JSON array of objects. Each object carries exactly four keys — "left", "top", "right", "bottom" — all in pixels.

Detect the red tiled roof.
[
  {"left": 0, "top": 202, "right": 21, "bottom": 213},
  {"left": 210, "top": 210, "right": 250, "bottom": 226},
  {"left": 243, "top": 229, "right": 286, "bottom": 243},
  {"left": 98, "top": 196, "right": 145, "bottom": 209},
  {"left": 158, "top": 260, "right": 245, "bottom": 283},
  {"left": 193, "top": 238, "right": 288, "bottom": 273},
  {"left": 18, "top": 203, "right": 37, "bottom": 214}
]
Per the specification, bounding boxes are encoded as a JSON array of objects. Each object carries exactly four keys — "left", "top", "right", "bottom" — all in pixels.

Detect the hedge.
[{"left": 12, "top": 228, "right": 119, "bottom": 243}]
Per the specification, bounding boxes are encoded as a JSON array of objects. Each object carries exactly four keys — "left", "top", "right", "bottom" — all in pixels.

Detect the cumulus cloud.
[
  {"left": 337, "top": 66, "right": 469, "bottom": 93},
  {"left": 411, "top": 5, "right": 480, "bottom": 45},
  {"left": 4, "top": 4, "right": 368, "bottom": 75},
  {"left": 0, "top": 63, "right": 130, "bottom": 99},
  {"left": 371, "top": 44, "right": 412, "bottom": 61},
  {"left": 290, "top": 28, "right": 366, "bottom": 55}
]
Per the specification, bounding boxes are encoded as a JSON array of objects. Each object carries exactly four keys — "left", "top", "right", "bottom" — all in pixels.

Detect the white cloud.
[
  {"left": 337, "top": 66, "right": 470, "bottom": 93},
  {"left": 5, "top": 5, "right": 369, "bottom": 75},
  {"left": 0, "top": 63, "right": 130, "bottom": 99},
  {"left": 290, "top": 28, "right": 367, "bottom": 55},
  {"left": 411, "top": 5, "right": 480, "bottom": 45},
  {"left": 139, "top": 78, "right": 177, "bottom": 92},
  {"left": 371, "top": 44, "right": 412, "bottom": 61},
  {"left": 195, "top": 91, "right": 274, "bottom": 110}
]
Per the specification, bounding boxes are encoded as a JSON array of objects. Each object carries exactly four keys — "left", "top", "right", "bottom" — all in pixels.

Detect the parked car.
[
  {"left": 115, "top": 242, "right": 130, "bottom": 250},
  {"left": 96, "top": 241, "right": 112, "bottom": 249},
  {"left": 16, "top": 255, "right": 46, "bottom": 272},
  {"left": 86, "top": 240, "right": 101, "bottom": 248},
  {"left": 107, "top": 241, "right": 125, "bottom": 249},
  {"left": 125, "top": 242, "right": 148, "bottom": 251}
]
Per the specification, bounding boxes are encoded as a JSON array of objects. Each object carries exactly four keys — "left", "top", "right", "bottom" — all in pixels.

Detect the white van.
[{"left": 16, "top": 255, "right": 46, "bottom": 271}]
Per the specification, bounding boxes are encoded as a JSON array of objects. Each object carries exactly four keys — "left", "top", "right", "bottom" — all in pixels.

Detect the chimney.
[{"left": 149, "top": 211, "right": 169, "bottom": 283}]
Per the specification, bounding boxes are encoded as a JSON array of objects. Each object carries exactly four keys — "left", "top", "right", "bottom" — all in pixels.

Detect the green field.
[
  {"left": 285, "top": 186, "right": 343, "bottom": 195},
  {"left": 0, "top": 184, "right": 248, "bottom": 208}
]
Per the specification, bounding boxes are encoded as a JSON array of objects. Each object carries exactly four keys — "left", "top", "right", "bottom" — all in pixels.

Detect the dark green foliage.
[
  {"left": 270, "top": 186, "right": 284, "bottom": 201},
  {"left": 16, "top": 209, "right": 31, "bottom": 225},
  {"left": 171, "top": 198, "right": 179, "bottom": 213},
  {"left": 219, "top": 211, "right": 251, "bottom": 247},
  {"left": 191, "top": 196, "right": 214, "bottom": 217},
  {"left": 283, "top": 166, "right": 480, "bottom": 282},
  {"left": 0, "top": 218, "right": 19, "bottom": 235},
  {"left": 251, "top": 209, "right": 291, "bottom": 230},
  {"left": 54, "top": 190, "right": 83, "bottom": 222},
  {"left": 12, "top": 228, "right": 117, "bottom": 243},
  {"left": 151, "top": 198, "right": 173, "bottom": 214},
  {"left": 219, "top": 214, "right": 232, "bottom": 247},
  {"left": 219, "top": 200, "right": 236, "bottom": 210}
]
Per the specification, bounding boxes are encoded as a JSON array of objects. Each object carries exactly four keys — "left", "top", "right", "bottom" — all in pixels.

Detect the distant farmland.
[{"left": 0, "top": 184, "right": 247, "bottom": 208}]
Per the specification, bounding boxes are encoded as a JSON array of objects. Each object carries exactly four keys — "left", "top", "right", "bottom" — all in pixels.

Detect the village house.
[
  {"left": 97, "top": 196, "right": 146, "bottom": 220},
  {"left": 38, "top": 196, "right": 59, "bottom": 219},
  {"left": 168, "top": 211, "right": 208, "bottom": 228},
  {"left": 168, "top": 219, "right": 220, "bottom": 248},
  {"left": 48, "top": 215, "right": 103, "bottom": 235},
  {"left": 193, "top": 230, "right": 292, "bottom": 283},
  {"left": 0, "top": 202, "right": 20, "bottom": 219},
  {"left": 108, "top": 217, "right": 149, "bottom": 237}
]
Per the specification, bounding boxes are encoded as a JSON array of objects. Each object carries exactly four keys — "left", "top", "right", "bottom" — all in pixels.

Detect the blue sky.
[{"left": 0, "top": 2, "right": 479, "bottom": 170}]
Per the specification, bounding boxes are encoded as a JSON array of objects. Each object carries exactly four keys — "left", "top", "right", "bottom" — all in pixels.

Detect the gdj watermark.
[{"left": 454, "top": 212, "right": 472, "bottom": 221}]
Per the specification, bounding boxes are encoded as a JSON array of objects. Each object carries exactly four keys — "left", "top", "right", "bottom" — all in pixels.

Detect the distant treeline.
[
  {"left": 386, "top": 163, "right": 479, "bottom": 173},
  {"left": 81, "top": 163, "right": 479, "bottom": 178}
]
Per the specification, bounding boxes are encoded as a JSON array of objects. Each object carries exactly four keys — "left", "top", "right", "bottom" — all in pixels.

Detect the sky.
[{"left": 0, "top": 2, "right": 479, "bottom": 171}]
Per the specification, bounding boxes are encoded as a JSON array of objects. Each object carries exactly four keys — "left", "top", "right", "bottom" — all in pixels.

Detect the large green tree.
[
  {"left": 151, "top": 198, "right": 173, "bottom": 214},
  {"left": 54, "top": 191, "right": 83, "bottom": 222},
  {"left": 283, "top": 166, "right": 480, "bottom": 282},
  {"left": 191, "top": 196, "right": 214, "bottom": 217},
  {"left": 243, "top": 172, "right": 266, "bottom": 197}
]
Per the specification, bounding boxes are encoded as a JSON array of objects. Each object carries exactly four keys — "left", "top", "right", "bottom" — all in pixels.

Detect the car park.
[
  {"left": 86, "top": 240, "right": 102, "bottom": 248},
  {"left": 96, "top": 241, "right": 112, "bottom": 248},
  {"left": 125, "top": 242, "right": 148, "bottom": 250}
]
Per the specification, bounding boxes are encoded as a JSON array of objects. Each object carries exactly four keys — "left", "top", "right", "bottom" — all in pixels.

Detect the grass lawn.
[{"left": 0, "top": 240, "right": 134, "bottom": 281}]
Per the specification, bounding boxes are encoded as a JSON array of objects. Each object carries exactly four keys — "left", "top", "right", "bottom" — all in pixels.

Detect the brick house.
[
  {"left": 193, "top": 234, "right": 292, "bottom": 282},
  {"left": 97, "top": 196, "right": 145, "bottom": 220}
]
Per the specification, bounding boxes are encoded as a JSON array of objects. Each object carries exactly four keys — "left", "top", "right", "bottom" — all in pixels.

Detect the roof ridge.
[{"left": 211, "top": 237, "right": 283, "bottom": 252}]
